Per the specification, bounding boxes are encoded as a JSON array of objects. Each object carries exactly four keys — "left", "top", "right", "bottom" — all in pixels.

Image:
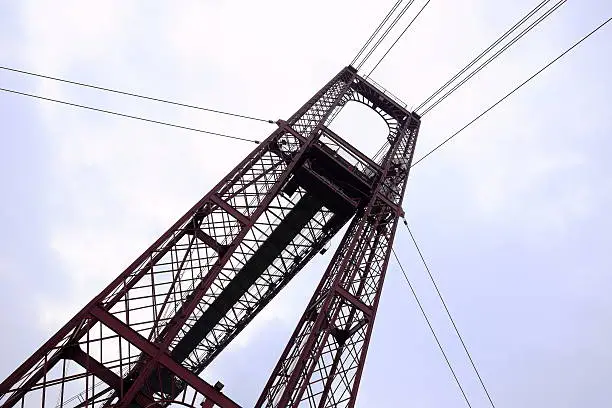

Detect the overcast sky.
[{"left": 1, "top": 1, "right": 611, "bottom": 407}]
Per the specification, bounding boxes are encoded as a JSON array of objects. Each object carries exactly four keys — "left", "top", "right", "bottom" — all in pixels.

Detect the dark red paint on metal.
[{"left": 0, "top": 66, "right": 420, "bottom": 408}]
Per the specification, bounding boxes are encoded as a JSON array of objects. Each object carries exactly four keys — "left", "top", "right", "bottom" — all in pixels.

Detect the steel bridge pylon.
[{"left": 0, "top": 66, "right": 420, "bottom": 408}]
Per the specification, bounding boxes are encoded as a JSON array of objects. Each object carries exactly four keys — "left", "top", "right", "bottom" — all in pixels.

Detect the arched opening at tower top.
[{"left": 327, "top": 100, "right": 390, "bottom": 161}]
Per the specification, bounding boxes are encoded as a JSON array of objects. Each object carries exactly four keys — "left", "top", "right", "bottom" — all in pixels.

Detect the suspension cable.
[
  {"left": 357, "top": 0, "right": 417, "bottom": 70},
  {"left": 366, "top": 0, "right": 434, "bottom": 77},
  {"left": 415, "top": 0, "right": 552, "bottom": 112},
  {"left": 392, "top": 249, "right": 473, "bottom": 408},
  {"left": 0, "top": 65, "right": 275, "bottom": 124},
  {"left": 400, "top": 218, "right": 497, "bottom": 407},
  {"left": 0, "top": 87, "right": 260, "bottom": 144},
  {"left": 418, "top": 0, "right": 566, "bottom": 116},
  {"left": 351, "top": 0, "right": 404, "bottom": 66},
  {"left": 410, "top": 16, "right": 611, "bottom": 167}
]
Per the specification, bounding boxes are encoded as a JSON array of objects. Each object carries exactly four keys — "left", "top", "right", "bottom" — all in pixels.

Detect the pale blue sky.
[{"left": 0, "top": 1, "right": 611, "bottom": 407}]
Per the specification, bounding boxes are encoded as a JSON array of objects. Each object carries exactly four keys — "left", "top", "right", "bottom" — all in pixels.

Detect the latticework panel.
[
  {"left": 256, "top": 110, "right": 420, "bottom": 408},
  {"left": 0, "top": 67, "right": 360, "bottom": 408},
  {"left": 0, "top": 65, "right": 417, "bottom": 408}
]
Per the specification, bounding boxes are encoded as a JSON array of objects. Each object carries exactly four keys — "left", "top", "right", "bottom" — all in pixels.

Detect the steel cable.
[
  {"left": 410, "top": 16, "right": 611, "bottom": 167},
  {"left": 366, "top": 0, "right": 434, "bottom": 77},
  {"left": 0, "top": 65, "right": 275, "bottom": 124},
  {"left": 392, "top": 249, "right": 473, "bottom": 408},
  {"left": 414, "top": 0, "right": 552, "bottom": 112},
  {"left": 357, "top": 0, "right": 417, "bottom": 70},
  {"left": 351, "top": 0, "right": 404, "bottom": 66},
  {"left": 400, "top": 218, "right": 497, "bottom": 407},
  {"left": 418, "top": 0, "right": 566, "bottom": 116},
  {"left": 0, "top": 87, "right": 260, "bottom": 144}
]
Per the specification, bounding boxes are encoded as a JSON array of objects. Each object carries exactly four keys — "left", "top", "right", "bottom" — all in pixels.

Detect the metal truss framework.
[{"left": 0, "top": 66, "right": 420, "bottom": 408}]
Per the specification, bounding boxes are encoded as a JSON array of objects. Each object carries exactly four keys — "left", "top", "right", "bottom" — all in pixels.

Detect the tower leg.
[{"left": 257, "top": 115, "right": 420, "bottom": 408}]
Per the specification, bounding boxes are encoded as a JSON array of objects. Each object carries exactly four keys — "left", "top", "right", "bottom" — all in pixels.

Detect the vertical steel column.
[{"left": 256, "top": 113, "right": 420, "bottom": 408}]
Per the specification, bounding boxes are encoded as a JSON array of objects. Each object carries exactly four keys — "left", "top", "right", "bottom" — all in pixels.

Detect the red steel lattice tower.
[{"left": 0, "top": 66, "right": 420, "bottom": 408}]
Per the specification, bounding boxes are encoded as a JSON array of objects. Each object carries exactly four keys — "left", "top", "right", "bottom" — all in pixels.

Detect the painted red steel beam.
[
  {"left": 0, "top": 66, "right": 362, "bottom": 408},
  {"left": 89, "top": 306, "right": 241, "bottom": 408},
  {"left": 0, "top": 65, "right": 420, "bottom": 408},
  {"left": 320, "top": 126, "right": 382, "bottom": 172},
  {"left": 256, "top": 73, "right": 421, "bottom": 407},
  {"left": 108, "top": 69, "right": 360, "bottom": 408}
]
